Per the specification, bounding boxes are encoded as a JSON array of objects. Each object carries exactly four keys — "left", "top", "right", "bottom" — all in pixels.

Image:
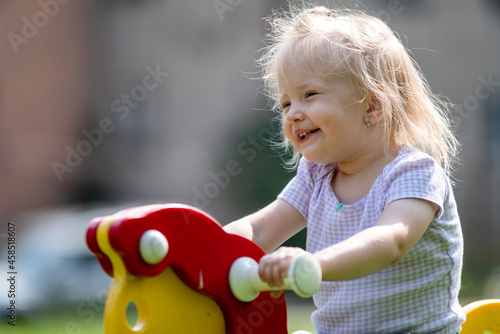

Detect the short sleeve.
[
  {"left": 383, "top": 152, "right": 449, "bottom": 218},
  {"left": 277, "top": 157, "right": 318, "bottom": 220}
]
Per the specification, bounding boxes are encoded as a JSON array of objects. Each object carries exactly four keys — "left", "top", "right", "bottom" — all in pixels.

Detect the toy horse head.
[{"left": 86, "top": 203, "right": 288, "bottom": 333}]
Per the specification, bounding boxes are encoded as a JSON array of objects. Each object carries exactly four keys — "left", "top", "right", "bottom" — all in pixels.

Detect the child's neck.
[
  {"left": 336, "top": 147, "right": 396, "bottom": 176},
  {"left": 332, "top": 144, "right": 400, "bottom": 204}
]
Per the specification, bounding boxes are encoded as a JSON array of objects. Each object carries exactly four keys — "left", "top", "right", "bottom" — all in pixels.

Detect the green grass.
[
  {"left": 0, "top": 289, "right": 484, "bottom": 334},
  {"left": 0, "top": 314, "right": 104, "bottom": 334},
  {"left": 0, "top": 302, "right": 315, "bottom": 334},
  {"left": 287, "top": 302, "right": 316, "bottom": 332}
]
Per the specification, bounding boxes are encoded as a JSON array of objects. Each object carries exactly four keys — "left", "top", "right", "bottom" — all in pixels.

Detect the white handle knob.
[
  {"left": 139, "top": 229, "right": 169, "bottom": 265},
  {"left": 229, "top": 252, "right": 322, "bottom": 302}
]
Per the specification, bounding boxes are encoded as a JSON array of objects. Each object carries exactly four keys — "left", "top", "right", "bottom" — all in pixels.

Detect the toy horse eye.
[{"left": 139, "top": 230, "right": 169, "bottom": 265}]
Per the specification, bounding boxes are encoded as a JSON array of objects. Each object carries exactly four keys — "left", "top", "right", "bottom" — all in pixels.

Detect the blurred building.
[
  {"left": 0, "top": 0, "right": 93, "bottom": 226},
  {"left": 1, "top": 0, "right": 499, "bottom": 271}
]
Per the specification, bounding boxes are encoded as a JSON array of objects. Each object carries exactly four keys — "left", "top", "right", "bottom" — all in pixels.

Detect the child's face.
[{"left": 278, "top": 63, "right": 371, "bottom": 165}]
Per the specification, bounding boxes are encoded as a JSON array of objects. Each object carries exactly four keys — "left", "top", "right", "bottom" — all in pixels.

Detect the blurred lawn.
[
  {"left": 1, "top": 302, "right": 315, "bottom": 334},
  {"left": 1, "top": 314, "right": 104, "bottom": 334},
  {"left": 0, "top": 274, "right": 489, "bottom": 334},
  {"left": 0, "top": 295, "right": 487, "bottom": 334},
  {"left": 287, "top": 302, "right": 316, "bottom": 332}
]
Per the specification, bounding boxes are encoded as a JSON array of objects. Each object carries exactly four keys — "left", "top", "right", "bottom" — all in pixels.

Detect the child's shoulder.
[
  {"left": 297, "top": 156, "right": 336, "bottom": 181},
  {"left": 297, "top": 146, "right": 447, "bottom": 186},
  {"left": 382, "top": 145, "right": 448, "bottom": 182},
  {"left": 390, "top": 145, "right": 442, "bottom": 168}
]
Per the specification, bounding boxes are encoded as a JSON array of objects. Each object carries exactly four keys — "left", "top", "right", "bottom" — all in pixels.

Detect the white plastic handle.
[
  {"left": 139, "top": 229, "right": 169, "bottom": 265},
  {"left": 229, "top": 252, "right": 322, "bottom": 302}
]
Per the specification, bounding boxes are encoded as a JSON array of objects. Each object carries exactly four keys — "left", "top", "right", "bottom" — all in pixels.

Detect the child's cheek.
[{"left": 283, "top": 124, "right": 296, "bottom": 144}]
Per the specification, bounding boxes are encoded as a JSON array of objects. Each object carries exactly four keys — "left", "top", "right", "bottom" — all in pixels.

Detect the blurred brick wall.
[{"left": 0, "top": 1, "right": 93, "bottom": 227}]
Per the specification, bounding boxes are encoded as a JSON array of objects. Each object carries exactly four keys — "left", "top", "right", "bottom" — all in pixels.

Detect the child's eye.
[
  {"left": 306, "top": 91, "right": 318, "bottom": 98},
  {"left": 281, "top": 102, "right": 291, "bottom": 111}
]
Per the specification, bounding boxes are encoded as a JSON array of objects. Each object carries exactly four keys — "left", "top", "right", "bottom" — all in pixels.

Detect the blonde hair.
[{"left": 259, "top": 4, "right": 459, "bottom": 175}]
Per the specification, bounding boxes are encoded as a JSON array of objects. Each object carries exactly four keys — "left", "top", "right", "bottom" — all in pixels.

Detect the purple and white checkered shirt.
[{"left": 278, "top": 146, "right": 465, "bottom": 334}]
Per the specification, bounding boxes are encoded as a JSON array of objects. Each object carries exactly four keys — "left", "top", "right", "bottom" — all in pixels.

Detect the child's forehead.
[
  {"left": 278, "top": 57, "right": 326, "bottom": 86},
  {"left": 276, "top": 57, "right": 365, "bottom": 102},
  {"left": 278, "top": 72, "right": 324, "bottom": 94},
  {"left": 277, "top": 59, "right": 348, "bottom": 91}
]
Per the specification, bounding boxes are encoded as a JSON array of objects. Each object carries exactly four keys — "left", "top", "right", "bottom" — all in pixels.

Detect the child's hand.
[{"left": 258, "top": 247, "right": 308, "bottom": 298}]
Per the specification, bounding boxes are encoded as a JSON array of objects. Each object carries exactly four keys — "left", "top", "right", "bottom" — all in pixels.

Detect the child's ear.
[{"left": 364, "top": 88, "right": 388, "bottom": 126}]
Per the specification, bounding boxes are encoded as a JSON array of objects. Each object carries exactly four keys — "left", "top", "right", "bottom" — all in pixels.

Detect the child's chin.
[
  {"left": 302, "top": 151, "right": 334, "bottom": 164},
  {"left": 302, "top": 152, "right": 321, "bottom": 163}
]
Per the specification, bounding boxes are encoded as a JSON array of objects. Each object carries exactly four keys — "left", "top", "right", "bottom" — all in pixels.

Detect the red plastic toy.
[{"left": 86, "top": 203, "right": 288, "bottom": 333}]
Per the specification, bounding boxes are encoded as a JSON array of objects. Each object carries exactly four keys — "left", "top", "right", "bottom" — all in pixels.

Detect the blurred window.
[
  {"left": 483, "top": 0, "right": 500, "bottom": 13},
  {"left": 486, "top": 93, "right": 500, "bottom": 167},
  {"left": 372, "top": 0, "right": 436, "bottom": 16}
]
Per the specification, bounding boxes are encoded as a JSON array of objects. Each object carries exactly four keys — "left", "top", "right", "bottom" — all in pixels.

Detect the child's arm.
[
  {"left": 258, "top": 198, "right": 437, "bottom": 287},
  {"left": 223, "top": 199, "right": 307, "bottom": 254},
  {"left": 316, "top": 198, "right": 437, "bottom": 281}
]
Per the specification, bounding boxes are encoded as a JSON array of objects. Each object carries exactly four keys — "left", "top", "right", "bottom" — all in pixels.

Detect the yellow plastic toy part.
[
  {"left": 461, "top": 299, "right": 500, "bottom": 334},
  {"left": 96, "top": 211, "right": 226, "bottom": 334}
]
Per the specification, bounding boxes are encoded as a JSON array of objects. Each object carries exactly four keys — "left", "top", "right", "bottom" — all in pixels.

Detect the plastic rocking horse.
[{"left": 86, "top": 203, "right": 321, "bottom": 334}]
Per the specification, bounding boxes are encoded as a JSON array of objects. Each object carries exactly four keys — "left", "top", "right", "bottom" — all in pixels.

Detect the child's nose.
[{"left": 285, "top": 105, "right": 305, "bottom": 123}]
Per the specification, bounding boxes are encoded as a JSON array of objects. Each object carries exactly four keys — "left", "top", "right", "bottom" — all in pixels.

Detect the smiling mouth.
[{"left": 298, "top": 129, "right": 319, "bottom": 139}]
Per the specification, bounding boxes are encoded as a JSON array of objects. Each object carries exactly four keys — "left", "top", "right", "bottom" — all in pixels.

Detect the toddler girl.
[{"left": 224, "top": 4, "right": 464, "bottom": 333}]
